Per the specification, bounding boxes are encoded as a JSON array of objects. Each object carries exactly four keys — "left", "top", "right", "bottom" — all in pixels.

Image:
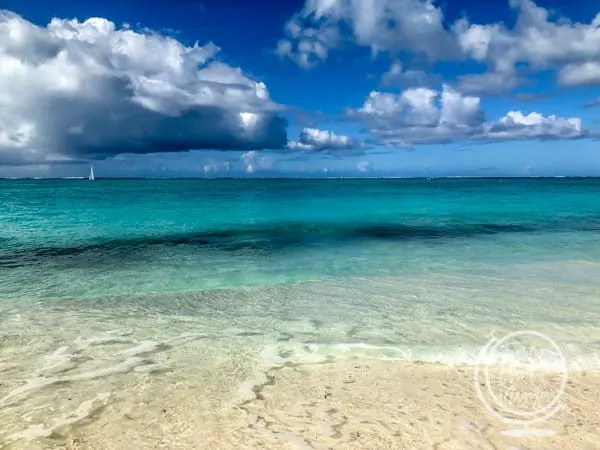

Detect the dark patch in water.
[{"left": 0, "top": 220, "right": 597, "bottom": 269}]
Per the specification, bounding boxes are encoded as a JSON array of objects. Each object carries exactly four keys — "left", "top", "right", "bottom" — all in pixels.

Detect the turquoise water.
[
  {"left": 2, "top": 177, "right": 600, "bottom": 361},
  {"left": 3, "top": 178, "right": 600, "bottom": 444},
  {"left": 3, "top": 178, "right": 600, "bottom": 300}
]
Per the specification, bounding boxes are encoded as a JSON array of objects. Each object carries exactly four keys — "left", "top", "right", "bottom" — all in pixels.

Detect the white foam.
[
  {"left": 106, "top": 329, "right": 134, "bottom": 336},
  {"left": 5, "top": 393, "right": 110, "bottom": 443},
  {"left": 20, "top": 404, "right": 51, "bottom": 423},
  {"left": 66, "top": 357, "right": 145, "bottom": 381},
  {"left": 0, "top": 357, "right": 145, "bottom": 406},
  {"left": 40, "top": 346, "right": 83, "bottom": 375},
  {"left": 0, "top": 376, "right": 61, "bottom": 406},
  {"left": 46, "top": 346, "right": 70, "bottom": 359},
  {"left": 259, "top": 344, "right": 286, "bottom": 367},
  {"left": 255, "top": 340, "right": 600, "bottom": 372},
  {"left": 118, "top": 341, "right": 160, "bottom": 357}
]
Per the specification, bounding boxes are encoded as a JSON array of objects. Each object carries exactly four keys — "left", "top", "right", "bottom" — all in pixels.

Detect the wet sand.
[
  {"left": 2, "top": 273, "right": 600, "bottom": 449},
  {"left": 3, "top": 359, "right": 598, "bottom": 449},
  {"left": 238, "top": 362, "right": 600, "bottom": 449}
]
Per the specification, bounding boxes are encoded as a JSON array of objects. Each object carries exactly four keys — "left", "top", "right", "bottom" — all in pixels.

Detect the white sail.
[{"left": 89, "top": 165, "right": 95, "bottom": 181}]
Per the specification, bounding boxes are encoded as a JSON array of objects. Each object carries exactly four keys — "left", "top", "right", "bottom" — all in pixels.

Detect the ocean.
[{"left": 1, "top": 178, "right": 600, "bottom": 446}]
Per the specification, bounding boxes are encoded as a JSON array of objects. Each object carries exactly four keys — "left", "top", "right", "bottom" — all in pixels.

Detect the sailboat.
[
  {"left": 88, "top": 165, "right": 95, "bottom": 181},
  {"left": 424, "top": 166, "right": 434, "bottom": 180}
]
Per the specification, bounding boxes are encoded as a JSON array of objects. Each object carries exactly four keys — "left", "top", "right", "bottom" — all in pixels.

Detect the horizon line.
[{"left": 1, "top": 176, "right": 599, "bottom": 180}]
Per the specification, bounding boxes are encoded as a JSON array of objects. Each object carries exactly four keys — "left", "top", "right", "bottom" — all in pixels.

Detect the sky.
[{"left": 1, "top": 0, "right": 600, "bottom": 178}]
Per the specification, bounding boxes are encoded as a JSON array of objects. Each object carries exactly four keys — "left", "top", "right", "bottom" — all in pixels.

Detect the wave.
[{"left": 259, "top": 341, "right": 600, "bottom": 372}]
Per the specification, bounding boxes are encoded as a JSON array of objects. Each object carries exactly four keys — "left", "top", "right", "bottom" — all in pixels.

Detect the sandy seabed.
[
  {"left": 2, "top": 272, "right": 600, "bottom": 449},
  {"left": 3, "top": 359, "right": 598, "bottom": 450}
]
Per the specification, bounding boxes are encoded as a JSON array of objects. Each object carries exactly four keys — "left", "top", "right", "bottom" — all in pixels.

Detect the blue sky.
[{"left": 1, "top": 0, "right": 600, "bottom": 177}]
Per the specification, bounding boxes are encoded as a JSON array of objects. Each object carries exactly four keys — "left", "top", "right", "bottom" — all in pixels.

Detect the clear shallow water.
[
  {"left": 2, "top": 178, "right": 600, "bottom": 445},
  {"left": 3, "top": 178, "right": 600, "bottom": 299},
  {"left": 2, "top": 178, "right": 600, "bottom": 339}
]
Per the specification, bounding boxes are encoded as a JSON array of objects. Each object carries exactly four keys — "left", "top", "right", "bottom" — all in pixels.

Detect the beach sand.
[
  {"left": 2, "top": 274, "right": 600, "bottom": 449},
  {"left": 3, "top": 359, "right": 598, "bottom": 449}
]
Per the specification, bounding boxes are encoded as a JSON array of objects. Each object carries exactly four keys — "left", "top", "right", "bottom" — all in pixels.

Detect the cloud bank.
[
  {"left": 0, "top": 11, "right": 287, "bottom": 165},
  {"left": 350, "top": 85, "right": 588, "bottom": 147},
  {"left": 454, "top": 0, "right": 600, "bottom": 94},
  {"left": 279, "top": 0, "right": 600, "bottom": 95}
]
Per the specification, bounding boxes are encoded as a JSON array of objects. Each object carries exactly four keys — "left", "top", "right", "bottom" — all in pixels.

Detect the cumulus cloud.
[
  {"left": 350, "top": 85, "right": 588, "bottom": 146},
  {"left": 280, "top": 0, "right": 600, "bottom": 99},
  {"left": 202, "top": 159, "right": 231, "bottom": 175},
  {"left": 455, "top": 70, "right": 522, "bottom": 97},
  {"left": 454, "top": 0, "right": 600, "bottom": 93},
  {"left": 380, "top": 62, "right": 440, "bottom": 88},
  {"left": 288, "top": 127, "right": 355, "bottom": 151},
  {"left": 439, "top": 87, "right": 484, "bottom": 127},
  {"left": 486, "top": 111, "right": 584, "bottom": 140},
  {"left": 352, "top": 85, "right": 476, "bottom": 132},
  {"left": 241, "top": 150, "right": 278, "bottom": 174},
  {"left": 275, "top": 19, "right": 340, "bottom": 69},
  {"left": 558, "top": 62, "right": 600, "bottom": 87},
  {"left": 356, "top": 160, "right": 372, "bottom": 173},
  {"left": 276, "top": 0, "right": 458, "bottom": 68},
  {"left": 0, "top": 11, "right": 287, "bottom": 165}
]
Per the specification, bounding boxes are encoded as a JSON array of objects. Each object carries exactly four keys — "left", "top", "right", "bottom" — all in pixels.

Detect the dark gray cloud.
[{"left": 0, "top": 11, "right": 288, "bottom": 165}]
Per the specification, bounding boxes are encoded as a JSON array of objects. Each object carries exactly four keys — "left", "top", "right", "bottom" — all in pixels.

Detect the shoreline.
[
  {"left": 3, "top": 359, "right": 598, "bottom": 449},
  {"left": 237, "top": 360, "right": 600, "bottom": 449},
  {"left": 1, "top": 274, "right": 600, "bottom": 448}
]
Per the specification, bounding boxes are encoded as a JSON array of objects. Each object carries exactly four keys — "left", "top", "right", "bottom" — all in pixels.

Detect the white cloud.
[
  {"left": 288, "top": 127, "right": 355, "bottom": 151},
  {"left": 202, "top": 159, "right": 231, "bottom": 175},
  {"left": 356, "top": 160, "right": 372, "bottom": 173},
  {"left": 454, "top": 0, "right": 600, "bottom": 92},
  {"left": 350, "top": 85, "right": 588, "bottom": 146},
  {"left": 280, "top": 0, "right": 600, "bottom": 98},
  {"left": 380, "top": 62, "right": 439, "bottom": 88},
  {"left": 241, "top": 150, "right": 257, "bottom": 173},
  {"left": 277, "top": 0, "right": 458, "bottom": 68},
  {"left": 455, "top": 70, "right": 521, "bottom": 96},
  {"left": 286, "top": 141, "right": 314, "bottom": 151},
  {"left": 439, "top": 86, "right": 484, "bottom": 127},
  {"left": 558, "top": 62, "right": 600, "bottom": 86},
  {"left": 487, "top": 111, "right": 584, "bottom": 140},
  {"left": 354, "top": 87, "right": 442, "bottom": 129},
  {"left": 0, "top": 11, "right": 287, "bottom": 165},
  {"left": 241, "top": 150, "right": 277, "bottom": 173},
  {"left": 275, "top": 20, "right": 340, "bottom": 69}
]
